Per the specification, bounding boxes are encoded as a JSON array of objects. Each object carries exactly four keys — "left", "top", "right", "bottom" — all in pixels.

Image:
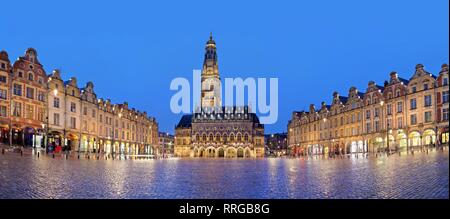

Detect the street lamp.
[{"left": 323, "top": 117, "right": 328, "bottom": 157}]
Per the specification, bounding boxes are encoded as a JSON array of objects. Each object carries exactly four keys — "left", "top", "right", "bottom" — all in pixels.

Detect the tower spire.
[{"left": 200, "top": 34, "right": 222, "bottom": 108}]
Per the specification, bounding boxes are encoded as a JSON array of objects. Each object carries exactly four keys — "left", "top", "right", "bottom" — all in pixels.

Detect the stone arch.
[
  {"left": 217, "top": 147, "right": 225, "bottom": 157},
  {"left": 244, "top": 147, "right": 252, "bottom": 158},
  {"left": 204, "top": 147, "right": 216, "bottom": 158},
  {"left": 215, "top": 133, "right": 221, "bottom": 142},
  {"left": 193, "top": 147, "right": 198, "bottom": 157},
  {"left": 202, "top": 133, "right": 207, "bottom": 142},
  {"left": 244, "top": 133, "right": 249, "bottom": 142},
  {"left": 208, "top": 133, "right": 214, "bottom": 142},
  {"left": 226, "top": 147, "right": 237, "bottom": 158},
  {"left": 195, "top": 133, "right": 200, "bottom": 142},
  {"left": 198, "top": 147, "right": 205, "bottom": 157},
  {"left": 222, "top": 133, "right": 228, "bottom": 143},
  {"left": 230, "top": 133, "right": 235, "bottom": 142},
  {"left": 237, "top": 147, "right": 244, "bottom": 158},
  {"left": 396, "top": 130, "right": 407, "bottom": 151},
  {"left": 409, "top": 131, "right": 421, "bottom": 147},
  {"left": 237, "top": 132, "right": 242, "bottom": 142},
  {"left": 423, "top": 129, "right": 436, "bottom": 145}
]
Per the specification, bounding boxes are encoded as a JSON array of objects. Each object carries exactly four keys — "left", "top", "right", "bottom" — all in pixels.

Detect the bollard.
[
  {"left": 78, "top": 154, "right": 80, "bottom": 159},
  {"left": 37, "top": 152, "right": 40, "bottom": 158},
  {"left": 88, "top": 155, "right": 90, "bottom": 160},
  {"left": 52, "top": 153, "right": 55, "bottom": 158},
  {"left": 2, "top": 148, "right": 4, "bottom": 155},
  {"left": 20, "top": 150, "right": 23, "bottom": 156}
]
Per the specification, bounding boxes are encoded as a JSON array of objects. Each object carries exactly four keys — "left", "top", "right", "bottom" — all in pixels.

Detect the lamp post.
[
  {"left": 41, "top": 123, "right": 46, "bottom": 152},
  {"left": 323, "top": 117, "right": 328, "bottom": 157}
]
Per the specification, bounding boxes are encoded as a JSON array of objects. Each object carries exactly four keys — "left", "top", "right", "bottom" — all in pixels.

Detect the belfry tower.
[{"left": 201, "top": 33, "right": 222, "bottom": 108}]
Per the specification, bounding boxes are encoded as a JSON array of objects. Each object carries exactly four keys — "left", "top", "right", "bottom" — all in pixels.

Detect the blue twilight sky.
[{"left": 1, "top": 0, "right": 448, "bottom": 134}]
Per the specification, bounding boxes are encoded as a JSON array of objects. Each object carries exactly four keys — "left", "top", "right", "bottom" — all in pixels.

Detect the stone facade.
[
  {"left": 174, "top": 35, "right": 265, "bottom": 158},
  {"left": 0, "top": 48, "right": 159, "bottom": 155},
  {"left": 0, "top": 49, "right": 48, "bottom": 147},
  {"left": 288, "top": 64, "right": 449, "bottom": 156}
]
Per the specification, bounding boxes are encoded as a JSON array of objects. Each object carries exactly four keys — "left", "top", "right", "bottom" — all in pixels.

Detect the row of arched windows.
[{"left": 194, "top": 133, "right": 250, "bottom": 143}]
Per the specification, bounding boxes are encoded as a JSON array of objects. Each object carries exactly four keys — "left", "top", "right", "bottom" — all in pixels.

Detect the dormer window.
[
  {"left": 29, "top": 65, "right": 33, "bottom": 70},
  {"left": 412, "top": 86, "right": 417, "bottom": 93},
  {"left": 28, "top": 73, "right": 34, "bottom": 81},
  {"left": 38, "top": 77, "right": 43, "bottom": 84},
  {"left": 18, "top": 71, "right": 23, "bottom": 78},
  {"left": 0, "top": 63, "right": 5, "bottom": 69},
  {"left": 423, "top": 83, "right": 428, "bottom": 90},
  {"left": 396, "top": 90, "right": 401, "bottom": 97}
]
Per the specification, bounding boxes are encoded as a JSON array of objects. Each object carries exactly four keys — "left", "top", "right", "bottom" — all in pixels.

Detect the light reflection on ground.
[{"left": 0, "top": 150, "right": 448, "bottom": 199}]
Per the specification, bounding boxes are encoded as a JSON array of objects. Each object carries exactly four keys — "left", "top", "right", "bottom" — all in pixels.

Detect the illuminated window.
[
  {"left": 25, "top": 104, "right": 34, "bottom": 120},
  {"left": 442, "top": 132, "right": 449, "bottom": 144}
]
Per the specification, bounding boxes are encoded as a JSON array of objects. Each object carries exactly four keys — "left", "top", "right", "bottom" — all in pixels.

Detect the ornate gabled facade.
[
  {"left": 10, "top": 48, "right": 48, "bottom": 147},
  {"left": 0, "top": 48, "right": 159, "bottom": 156},
  {"left": 174, "top": 35, "right": 265, "bottom": 158},
  {"left": 288, "top": 64, "right": 449, "bottom": 156},
  {"left": 0, "top": 51, "right": 11, "bottom": 144}
]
